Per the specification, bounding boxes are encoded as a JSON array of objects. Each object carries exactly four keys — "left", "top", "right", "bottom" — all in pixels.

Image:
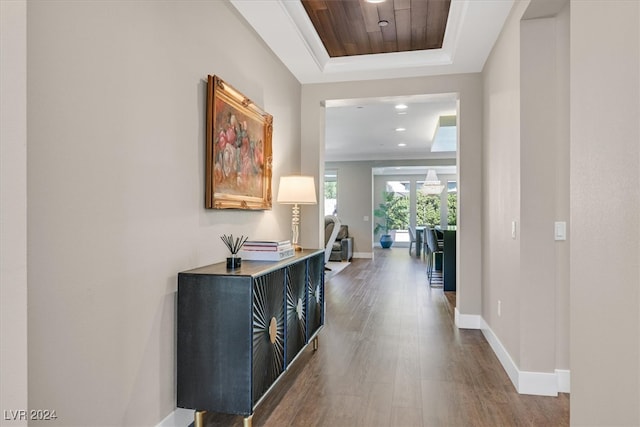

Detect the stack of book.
[{"left": 239, "top": 240, "right": 294, "bottom": 261}]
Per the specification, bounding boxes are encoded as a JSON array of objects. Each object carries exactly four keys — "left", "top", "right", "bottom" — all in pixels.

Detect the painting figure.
[
  {"left": 206, "top": 75, "right": 272, "bottom": 210},
  {"left": 213, "top": 99, "right": 264, "bottom": 197}
]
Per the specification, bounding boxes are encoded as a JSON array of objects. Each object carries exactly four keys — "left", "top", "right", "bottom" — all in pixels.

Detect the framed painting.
[{"left": 206, "top": 75, "right": 273, "bottom": 209}]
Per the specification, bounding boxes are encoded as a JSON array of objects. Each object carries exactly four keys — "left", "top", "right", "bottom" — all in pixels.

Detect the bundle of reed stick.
[{"left": 220, "top": 234, "right": 248, "bottom": 255}]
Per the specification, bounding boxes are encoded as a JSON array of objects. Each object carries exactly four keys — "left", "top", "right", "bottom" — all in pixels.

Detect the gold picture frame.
[{"left": 206, "top": 75, "right": 273, "bottom": 209}]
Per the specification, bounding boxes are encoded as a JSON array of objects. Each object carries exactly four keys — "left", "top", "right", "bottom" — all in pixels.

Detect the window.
[
  {"left": 384, "top": 181, "right": 410, "bottom": 231},
  {"left": 324, "top": 170, "right": 338, "bottom": 216},
  {"left": 447, "top": 181, "right": 457, "bottom": 227},
  {"left": 383, "top": 181, "right": 410, "bottom": 242},
  {"left": 416, "top": 181, "right": 441, "bottom": 227}
]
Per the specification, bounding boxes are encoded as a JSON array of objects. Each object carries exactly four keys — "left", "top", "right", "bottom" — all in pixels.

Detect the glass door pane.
[
  {"left": 447, "top": 181, "right": 457, "bottom": 228},
  {"left": 416, "top": 181, "right": 441, "bottom": 227},
  {"left": 384, "top": 180, "right": 409, "bottom": 244},
  {"left": 324, "top": 170, "right": 337, "bottom": 216}
]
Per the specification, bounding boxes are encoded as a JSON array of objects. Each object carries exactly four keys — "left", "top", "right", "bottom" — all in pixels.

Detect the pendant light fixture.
[{"left": 421, "top": 169, "right": 445, "bottom": 195}]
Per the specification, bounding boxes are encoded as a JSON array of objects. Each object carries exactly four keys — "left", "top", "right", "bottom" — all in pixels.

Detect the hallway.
[{"left": 202, "top": 248, "right": 569, "bottom": 426}]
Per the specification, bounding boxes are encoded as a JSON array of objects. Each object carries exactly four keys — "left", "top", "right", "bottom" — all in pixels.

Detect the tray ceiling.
[
  {"left": 301, "top": 0, "right": 450, "bottom": 58},
  {"left": 230, "top": 0, "right": 513, "bottom": 84}
]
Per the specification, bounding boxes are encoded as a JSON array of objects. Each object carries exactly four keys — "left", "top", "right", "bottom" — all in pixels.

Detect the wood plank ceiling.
[{"left": 301, "top": 0, "right": 451, "bottom": 58}]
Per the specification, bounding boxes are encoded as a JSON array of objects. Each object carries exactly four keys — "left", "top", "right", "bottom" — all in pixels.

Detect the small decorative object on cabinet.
[
  {"left": 220, "top": 234, "right": 248, "bottom": 269},
  {"left": 239, "top": 239, "right": 294, "bottom": 261},
  {"left": 177, "top": 249, "right": 324, "bottom": 427}
]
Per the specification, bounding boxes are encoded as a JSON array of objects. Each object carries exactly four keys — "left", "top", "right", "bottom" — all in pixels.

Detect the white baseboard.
[
  {"left": 156, "top": 408, "right": 193, "bottom": 427},
  {"left": 518, "top": 370, "right": 558, "bottom": 396},
  {"left": 478, "top": 317, "right": 570, "bottom": 396},
  {"left": 353, "top": 252, "right": 373, "bottom": 259},
  {"left": 480, "top": 317, "right": 521, "bottom": 390},
  {"left": 556, "top": 369, "right": 570, "bottom": 393},
  {"left": 454, "top": 308, "right": 482, "bottom": 329}
]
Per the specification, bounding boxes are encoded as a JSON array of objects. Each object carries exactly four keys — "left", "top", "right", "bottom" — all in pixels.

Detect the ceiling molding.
[{"left": 230, "top": 0, "right": 514, "bottom": 84}]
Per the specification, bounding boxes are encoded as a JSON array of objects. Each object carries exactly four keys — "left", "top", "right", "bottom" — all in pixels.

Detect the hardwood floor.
[{"left": 201, "top": 248, "right": 569, "bottom": 426}]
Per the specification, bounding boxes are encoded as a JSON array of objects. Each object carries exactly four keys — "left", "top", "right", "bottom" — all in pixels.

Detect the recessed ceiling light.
[
  {"left": 378, "top": 20, "right": 389, "bottom": 27},
  {"left": 395, "top": 104, "right": 408, "bottom": 110},
  {"left": 395, "top": 127, "right": 406, "bottom": 132},
  {"left": 398, "top": 143, "right": 407, "bottom": 147},
  {"left": 366, "top": 0, "right": 386, "bottom": 3}
]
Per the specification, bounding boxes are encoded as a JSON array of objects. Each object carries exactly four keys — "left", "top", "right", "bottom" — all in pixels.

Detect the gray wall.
[
  {"left": 6, "top": 0, "right": 640, "bottom": 424},
  {"left": 325, "top": 161, "right": 375, "bottom": 258},
  {"left": 570, "top": 1, "right": 640, "bottom": 424},
  {"left": 1, "top": 1, "right": 28, "bottom": 424},
  {"left": 21, "top": 1, "right": 301, "bottom": 425},
  {"left": 484, "top": 0, "right": 640, "bottom": 422},
  {"left": 482, "top": 0, "right": 570, "bottom": 386},
  {"left": 520, "top": 11, "right": 569, "bottom": 373}
]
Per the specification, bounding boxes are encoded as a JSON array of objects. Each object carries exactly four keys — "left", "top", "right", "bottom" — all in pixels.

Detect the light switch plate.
[
  {"left": 511, "top": 221, "right": 517, "bottom": 239},
  {"left": 555, "top": 221, "right": 567, "bottom": 241}
]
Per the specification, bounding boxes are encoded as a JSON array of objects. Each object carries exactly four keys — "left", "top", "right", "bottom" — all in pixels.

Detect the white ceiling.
[
  {"left": 324, "top": 93, "right": 458, "bottom": 162},
  {"left": 230, "top": 0, "right": 514, "bottom": 171}
]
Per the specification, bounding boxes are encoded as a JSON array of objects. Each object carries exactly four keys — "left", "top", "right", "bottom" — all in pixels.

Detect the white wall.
[
  {"left": 25, "top": 1, "right": 300, "bottom": 425},
  {"left": 570, "top": 1, "right": 640, "bottom": 424},
  {"left": 1, "top": 1, "right": 28, "bottom": 425}
]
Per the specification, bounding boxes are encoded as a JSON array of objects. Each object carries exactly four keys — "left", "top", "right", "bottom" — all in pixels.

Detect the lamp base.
[{"left": 294, "top": 244, "right": 303, "bottom": 252}]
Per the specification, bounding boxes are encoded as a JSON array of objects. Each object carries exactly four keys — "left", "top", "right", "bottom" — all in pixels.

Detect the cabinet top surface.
[{"left": 179, "top": 249, "right": 323, "bottom": 277}]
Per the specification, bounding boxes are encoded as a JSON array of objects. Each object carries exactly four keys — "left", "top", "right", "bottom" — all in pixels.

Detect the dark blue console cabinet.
[{"left": 177, "top": 250, "right": 324, "bottom": 427}]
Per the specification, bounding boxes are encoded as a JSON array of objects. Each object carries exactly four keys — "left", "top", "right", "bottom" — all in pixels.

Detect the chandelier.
[{"left": 421, "top": 169, "right": 444, "bottom": 195}]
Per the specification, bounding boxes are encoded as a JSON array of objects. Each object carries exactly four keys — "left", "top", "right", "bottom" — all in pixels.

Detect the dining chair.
[
  {"left": 408, "top": 226, "right": 416, "bottom": 255},
  {"left": 426, "top": 227, "right": 444, "bottom": 286}
]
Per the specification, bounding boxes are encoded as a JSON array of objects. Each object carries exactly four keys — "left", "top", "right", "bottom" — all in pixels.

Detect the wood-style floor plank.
[{"left": 201, "top": 248, "right": 569, "bottom": 426}]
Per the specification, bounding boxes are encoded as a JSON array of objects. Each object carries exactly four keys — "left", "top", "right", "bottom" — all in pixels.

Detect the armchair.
[
  {"left": 324, "top": 215, "right": 353, "bottom": 262},
  {"left": 324, "top": 215, "right": 341, "bottom": 264}
]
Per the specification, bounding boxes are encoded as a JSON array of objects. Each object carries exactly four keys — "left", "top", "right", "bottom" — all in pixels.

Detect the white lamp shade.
[{"left": 277, "top": 176, "right": 317, "bottom": 204}]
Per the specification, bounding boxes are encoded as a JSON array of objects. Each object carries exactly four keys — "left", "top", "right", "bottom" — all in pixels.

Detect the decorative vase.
[
  {"left": 380, "top": 234, "right": 393, "bottom": 249},
  {"left": 226, "top": 256, "right": 242, "bottom": 269}
]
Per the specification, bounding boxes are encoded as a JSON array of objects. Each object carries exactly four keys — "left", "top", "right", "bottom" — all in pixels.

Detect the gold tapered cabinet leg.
[
  {"left": 313, "top": 336, "right": 319, "bottom": 351},
  {"left": 194, "top": 410, "right": 206, "bottom": 427},
  {"left": 243, "top": 414, "right": 253, "bottom": 427}
]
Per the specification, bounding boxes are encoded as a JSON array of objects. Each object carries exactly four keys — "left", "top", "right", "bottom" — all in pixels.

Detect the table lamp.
[{"left": 277, "top": 175, "right": 317, "bottom": 251}]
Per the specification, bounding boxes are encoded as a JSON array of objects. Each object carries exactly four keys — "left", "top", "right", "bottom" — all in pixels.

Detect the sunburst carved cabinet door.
[
  {"left": 306, "top": 254, "right": 324, "bottom": 341},
  {"left": 286, "top": 261, "right": 307, "bottom": 365},
  {"left": 252, "top": 268, "right": 286, "bottom": 405}
]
